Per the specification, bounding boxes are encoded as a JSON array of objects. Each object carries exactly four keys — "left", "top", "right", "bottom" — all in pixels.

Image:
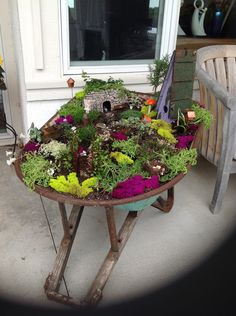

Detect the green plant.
[
  {"left": 87, "top": 109, "right": 101, "bottom": 123},
  {"left": 110, "top": 152, "right": 134, "bottom": 165},
  {"left": 49, "top": 172, "right": 97, "bottom": 198},
  {"left": 191, "top": 103, "right": 213, "bottom": 129},
  {"left": 147, "top": 55, "right": 170, "bottom": 94},
  {"left": 39, "top": 140, "right": 68, "bottom": 160},
  {"left": 59, "top": 99, "right": 85, "bottom": 123},
  {"left": 21, "top": 153, "right": 54, "bottom": 190},
  {"left": 81, "top": 71, "right": 129, "bottom": 99},
  {"left": 112, "top": 137, "right": 139, "bottom": 158},
  {"left": 77, "top": 125, "right": 96, "bottom": 144},
  {"left": 158, "top": 148, "right": 198, "bottom": 182},
  {"left": 151, "top": 119, "right": 176, "bottom": 143},
  {"left": 120, "top": 109, "right": 143, "bottom": 120},
  {"left": 39, "top": 140, "right": 73, "bottom": 172},
  {"left": 28, "top": 123, "right": 42, "bottom": 143},
  {"left": 75, "top": 90, "right": 85, "bottom": 101},
  {"left": 91, "top": 136, "right": 148, "bottom": 192}
]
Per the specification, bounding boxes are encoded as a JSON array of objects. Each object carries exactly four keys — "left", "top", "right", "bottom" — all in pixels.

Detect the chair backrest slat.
[
  {"left": 214, "top": 58, "right": 227, "bottom": 90},
  {"left": 226, "top": 57, "right": 236, "bottom": 95},
  {"left": 205, "top": 59, "right": 216, "bottom": 80}
]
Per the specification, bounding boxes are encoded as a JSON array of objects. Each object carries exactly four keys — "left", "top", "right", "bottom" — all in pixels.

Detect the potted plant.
[{"left": 14, "top": 74, "right": 212, "bottom": 210}]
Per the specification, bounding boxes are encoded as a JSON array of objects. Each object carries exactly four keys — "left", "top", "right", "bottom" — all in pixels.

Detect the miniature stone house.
[{"left": 83, "top": 89, "right": 129, "bottom": 113}]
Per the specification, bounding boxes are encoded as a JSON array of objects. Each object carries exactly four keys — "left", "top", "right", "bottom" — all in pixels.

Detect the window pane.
[
  {"left": 68, "top": 0, "right": 160, "bottom": 65},
  {"left": 179, "top": 0, "right": 236, "bottom": 38}
]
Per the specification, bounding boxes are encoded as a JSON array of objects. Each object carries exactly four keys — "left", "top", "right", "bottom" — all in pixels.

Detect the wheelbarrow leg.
[
  {"left": 84, "top": 207, "right": 140, "bottom": 305},
  {"left": 44, "top": 203, "right": 85, "bottom": 307},
  {"left": 151, "top": 187, "right": 174, "bottom": 212}
]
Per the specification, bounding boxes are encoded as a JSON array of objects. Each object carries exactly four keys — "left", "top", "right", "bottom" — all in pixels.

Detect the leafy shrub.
[
  {"left": 87, "top": 109, "right": 101, "bottom": 123},
  {"left": 147, "top": 55, "right": 170, "bottom": 94},
  {"left": 77, "top": 125, "right": 96, "bottom": 144}
]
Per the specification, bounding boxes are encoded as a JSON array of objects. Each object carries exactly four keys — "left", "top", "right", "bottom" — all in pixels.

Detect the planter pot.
[{"left": 114, "top": 195, "right": 158, "bottom": 211}]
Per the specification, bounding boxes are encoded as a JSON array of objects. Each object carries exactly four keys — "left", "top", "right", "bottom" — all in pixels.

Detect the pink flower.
[
  {"left": 55, "top": 115, "right": 74, "bottom": 125},
  {"left": 112, "top": 175, "right": 160, "bottom": 199},
  {"left": 175, "top": 135, "right": 194, "bottom": 149},
  {"left": 24, "top": 141, "right": 40, "bottom": 152},
  {"left": 111, "top": 132, "right": 128, "bottom": 141}
]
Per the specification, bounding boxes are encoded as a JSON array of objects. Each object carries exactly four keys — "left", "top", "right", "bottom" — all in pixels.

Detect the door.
[{"left": 0, "top": 0, "right": 22, "bottom": 146}]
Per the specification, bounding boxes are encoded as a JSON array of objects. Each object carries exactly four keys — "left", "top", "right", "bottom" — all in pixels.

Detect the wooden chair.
[{"left": 195, "top": 45, "right": 236, "bottom": 213}]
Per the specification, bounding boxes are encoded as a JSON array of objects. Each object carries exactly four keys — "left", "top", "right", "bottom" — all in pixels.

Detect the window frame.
[{"left": 59, "top": 0, "right": 181, "bottom": 75}]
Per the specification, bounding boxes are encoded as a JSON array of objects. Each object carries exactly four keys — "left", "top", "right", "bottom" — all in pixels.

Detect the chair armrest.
[{"left": 195, "top": 64, "right": 236, "bottom": 111}]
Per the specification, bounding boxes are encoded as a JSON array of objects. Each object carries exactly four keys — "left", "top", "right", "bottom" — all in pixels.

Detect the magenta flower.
[
  {"left": 188, "top": 124, "right": 198, "bottom": 131},
  {"left": 175, "top": 135, "right": 194, "bottom": 149},
  {"left": 55, "top": 115, "right": 74, "bottom": 125},
  {"left": 112, "top": 175, "right": 160, "bottom": 199},
  {"left": 24, "top": 141, "right": 40, "bottom": 152},
  {"left": 111, "top": 132, "right": 128, "bottom": 141}
]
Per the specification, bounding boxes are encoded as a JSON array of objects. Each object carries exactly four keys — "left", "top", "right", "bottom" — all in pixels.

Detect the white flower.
[
  {"left": 71, "top": 126, "right": 76, "bottom": 132},
  {"left": 47, "top": 168, "right": 55, "bottom": 176},
  {"left": 6, "top": 150, "right": 13, "bottom": 156},
  {"left": 19, "top": 133, "right": 26, "bottom": 139},
  {"left": 6, "top": 157, "right": 16, "bottom": 166}
]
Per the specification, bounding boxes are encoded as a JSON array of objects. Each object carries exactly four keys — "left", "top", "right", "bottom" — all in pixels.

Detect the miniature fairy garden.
[{"left": 17, "top": 72, "right": 212, "bottom": 202}]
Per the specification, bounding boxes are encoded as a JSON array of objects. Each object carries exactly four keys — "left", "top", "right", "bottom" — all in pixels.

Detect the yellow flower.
[{"left": 0, "top": 56, "right": 3, "bottom": 66}]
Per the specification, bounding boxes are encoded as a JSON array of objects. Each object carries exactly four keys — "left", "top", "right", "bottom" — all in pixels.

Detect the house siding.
[{"left": 13, "top": 0, "right": 180, "bottom": 132}]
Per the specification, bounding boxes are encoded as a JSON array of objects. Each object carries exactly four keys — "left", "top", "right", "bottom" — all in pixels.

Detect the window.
[
  {"left": 179, "top": 0, "right": 236, "bottom": 38},
  {"left": 60, "top": 0, "right": 180, "bottom": 75}
]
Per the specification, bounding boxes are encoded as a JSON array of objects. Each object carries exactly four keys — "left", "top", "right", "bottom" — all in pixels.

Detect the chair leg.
[{"left": 210, "top": 170, "right": 230, "bottom": 214}]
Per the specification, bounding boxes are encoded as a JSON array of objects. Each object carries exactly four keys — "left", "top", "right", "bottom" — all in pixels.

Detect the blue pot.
[{"left": 114, "top": 195, "right": 158, "bottom": 211}]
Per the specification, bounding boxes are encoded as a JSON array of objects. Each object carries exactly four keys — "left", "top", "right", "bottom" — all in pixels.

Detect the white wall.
[{"left": 16, "top": 0, "right": 180, "bottom": 130}]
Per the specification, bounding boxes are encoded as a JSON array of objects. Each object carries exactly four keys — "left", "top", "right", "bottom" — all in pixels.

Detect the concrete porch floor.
[{"left": 0, "top": 145, "right": 236, "bottom": 311}]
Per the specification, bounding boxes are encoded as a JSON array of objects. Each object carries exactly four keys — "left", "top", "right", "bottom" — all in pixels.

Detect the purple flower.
[
  {"left": 55, "top": 115, "right": 74, "bottom": 125},
  {"left": 144, "top": 175, "right": 159, "bottom": 189},
  {"left": 24, "top": 141, "right": 40, "bottom": 152},
  {"left": 175, "top": 135, "right": 194, "bottom": 149},
  {"left": 111, "top": 132, "right": 128, "bottom": 141},
  {"left": 188, "top": 124, "right": 198, "bottom": 131},
  {"left": 112, "top": 175, "right": 160, "bottom": 199}
]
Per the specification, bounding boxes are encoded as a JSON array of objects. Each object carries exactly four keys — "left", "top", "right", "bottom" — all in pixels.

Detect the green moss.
[
  {"left": 77, "top": 125, "right": 96, "bottom": 144},
  {"left": 21, "top": 154, "right": 53, "bottom": 190},
  {"left": 151, "top": 119, "right": 177, "bottom": 143},
  {"left": 49, "top": 172, "right": 97, "bottom": 198},
  {"left": 59, "top": 99, "right": 85, "bottom": 123},
  {"left": 87, "top": 109, "right": 101, "bottom": 123},
  {"left": 75, "top": 90, "right": 85, "bottom": 101},
  {"left": 110, "top": 152, "right": 134, "bottom": 165},
  {"left": 120, "top": 109, "right": 143, "bottom": 120}
]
